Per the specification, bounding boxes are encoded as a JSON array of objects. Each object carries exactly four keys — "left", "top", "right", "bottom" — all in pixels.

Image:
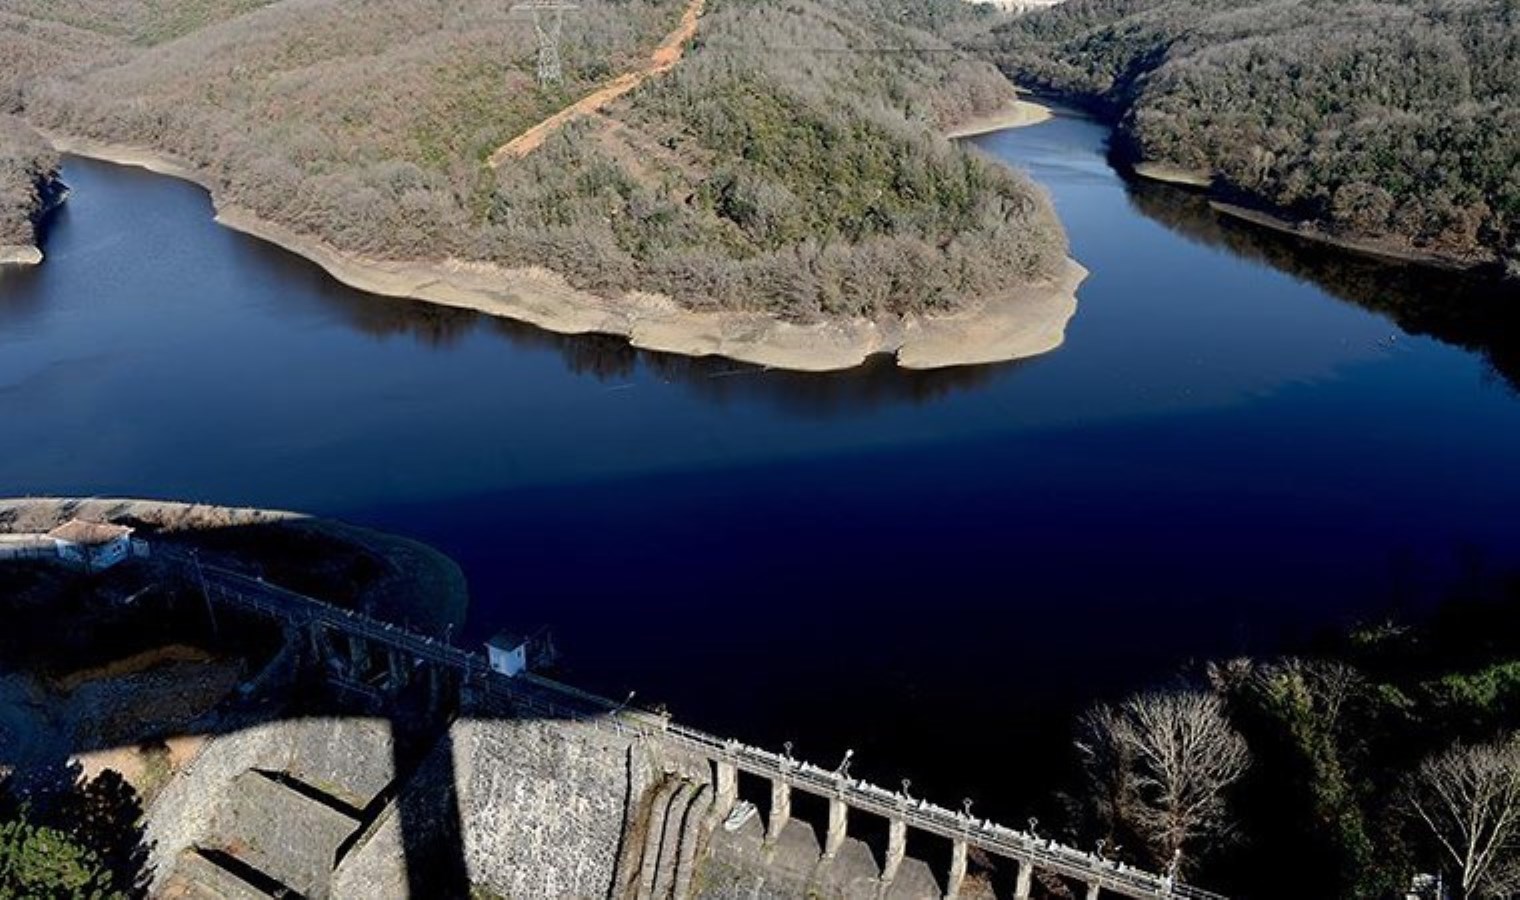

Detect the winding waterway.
[{"left": 3, "top": 110, "right": 1518, "bottom": 819}]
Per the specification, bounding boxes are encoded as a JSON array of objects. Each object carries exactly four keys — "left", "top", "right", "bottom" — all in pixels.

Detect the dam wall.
[
  {"left": 132, "top": 546, "right": 1216, "bottom": 900},
  {"left": 336, "top": 717, "right": 648, "bottom": 897},
  {"left": 332, "top": 699, "right": 717, "bottom": 899}
]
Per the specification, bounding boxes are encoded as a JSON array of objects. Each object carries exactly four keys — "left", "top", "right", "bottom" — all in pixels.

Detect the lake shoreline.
[
  {"left": 39, "top": 129, "right": 1084, "bottom": 373},
  {"left": 945, "top": 97, "right": 1054, "bottom": 139},
  {"left": 0, "top": 244, "right": 42, "bottom": 266},
  {"left": 1132, "top": 162, "right": 1212, "bottom": 189},
  {"left": 1209, "top": 200, "right": 1486, "bottom": 270}
]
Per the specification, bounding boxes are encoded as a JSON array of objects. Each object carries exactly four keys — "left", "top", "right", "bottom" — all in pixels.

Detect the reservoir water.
[{"left": 2, "top": 110, "right": 1517, "bottom": 819}]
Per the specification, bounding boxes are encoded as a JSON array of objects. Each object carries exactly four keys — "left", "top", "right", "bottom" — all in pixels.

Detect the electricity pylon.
[{"left": 511, "top": 0, "right": 579, "bottom": 87}]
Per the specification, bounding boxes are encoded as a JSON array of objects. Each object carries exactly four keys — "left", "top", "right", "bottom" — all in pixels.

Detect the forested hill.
[
  {"left": 986, "top": 0, "right": 1519, "bottom": 274},
  {"left": 0, "top": 116, "right": 60, "bottom": 251},
  {"left": 0, "top": 0, "right": 1067, "bottom": 320}
]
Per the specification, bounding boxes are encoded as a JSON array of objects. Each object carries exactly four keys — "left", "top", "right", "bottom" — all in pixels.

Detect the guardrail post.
[
  {"left": 823, "top": 797, "right": 848, "bottom": 860},
  {"left": 879, "top": 818, "right": 906, "bottom": 889},
  {"left": 944, "top": 839, "right": 967, "bottom": 900},
  {"left": 714, "top": 760, "right": 737, "bottom": 818},
  {"left": 766, "top": 778, "right": 791, "bottom": 846},
  {"left": 1014, "top": 858, "right": 1033, "bottom": 898}
]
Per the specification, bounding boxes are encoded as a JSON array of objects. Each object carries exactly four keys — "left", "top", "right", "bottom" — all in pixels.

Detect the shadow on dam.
[
  {"left": 0, "top": 523, "right": 1048, "bottom": 900},
  {"left": 0, "top": 516, "right": 516, "bottom": 899},
  {"left": 6, "top": 640, "right": 608, "bottom": 898},
  {"left": 0, "top": 510, "right": 1190, "bottom": 900}
]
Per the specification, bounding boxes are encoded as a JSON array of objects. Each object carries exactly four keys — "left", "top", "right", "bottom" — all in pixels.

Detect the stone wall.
[
  {"left": 143, "top": 717, "right": 398, "bottom": 895},
  {"left": 144, "top": 723, "right": 282, "bottom": 891},
  {"left": 333, "top": 715, "right": 672, "bottom": 898}
]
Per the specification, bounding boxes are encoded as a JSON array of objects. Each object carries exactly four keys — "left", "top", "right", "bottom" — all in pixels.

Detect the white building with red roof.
[{"left": 46, "top": 519, "right": 136, "bottom": 572}]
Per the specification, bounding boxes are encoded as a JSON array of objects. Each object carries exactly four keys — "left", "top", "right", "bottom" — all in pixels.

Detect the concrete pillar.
[
  {"left": 823, "top": 798, "right": 848, "bottom": 859},
  {"left": 307, "top": 623, "right": 324, "bottom": 662},
  {"left": 767, "top": 779, "right": 791, "bottom": 845},
  {"left": 714, "top": 761, "right": 738, "bottom": 818},
  {"left": 457, "top": 668, "right": 479, "bottom": 709},
  {"left": 350, "top": 636, "right": 371, "bottom": 677},
  {"left": 1085, "top": 881, "right": 1101, "bottom": 900},
  {"left": 425, "top": 665, "right": 443, "bottom": 715},
  {"left": 880, "top": 819, "right": 907, "bottom": 887},
  {"left": 1014, "top": 858, "right": 1033, "bottom": 899},
  {"left": 387, "top": 649, "right": 407, "bottom": 689},
  {"left": 943, "top": 839, "right": 967, "bottom": 900}
]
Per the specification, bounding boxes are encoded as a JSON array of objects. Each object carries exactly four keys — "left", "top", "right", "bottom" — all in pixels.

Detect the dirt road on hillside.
[{"left": 487, "top": 0, "right": 705, "bottom": 166}]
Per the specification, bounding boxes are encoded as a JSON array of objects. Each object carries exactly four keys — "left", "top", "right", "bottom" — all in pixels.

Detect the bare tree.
[
  {"left": 1406, "top": 734, "right": 1520, "bottom": 899},
  {"left": 1295, "top": 660, "right": 1363, "bottom": 736},
  {"left": 1077, "top": 690, "right": 1250, "bottom": 873}
]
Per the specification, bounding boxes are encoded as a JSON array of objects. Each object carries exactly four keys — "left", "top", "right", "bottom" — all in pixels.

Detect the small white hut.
[
  {"left": 486, "top": 631, "right": 530, "bottom": 678},
  {"left": 47, "top": 520, "right": 135, "bottom": 573}
]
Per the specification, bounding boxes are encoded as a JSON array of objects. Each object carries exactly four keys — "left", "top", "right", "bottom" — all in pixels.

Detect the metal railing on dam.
[{"left": 179, "top": 554, "right": 1228, "bottom": 900}]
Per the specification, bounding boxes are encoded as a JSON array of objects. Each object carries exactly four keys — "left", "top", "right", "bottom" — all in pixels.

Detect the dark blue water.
[{"left": 3, "top": 111, "right": 1517, "bottom": 816}]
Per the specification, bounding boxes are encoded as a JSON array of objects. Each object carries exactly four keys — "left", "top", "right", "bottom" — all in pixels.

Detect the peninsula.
[
  {"left": 0, "top": 116, "right": 63, "bottom": 266},
  {"left": 0, "top": 0, "right": 1083, "bottom": 370}
]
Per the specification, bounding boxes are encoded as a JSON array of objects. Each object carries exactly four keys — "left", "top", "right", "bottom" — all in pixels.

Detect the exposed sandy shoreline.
[
  {"left": 1134, "top": 161, "right": 1490, "bottom": 270},
  {"left": 42, "top": 130, "right": 1084, "bottom": 372},
  {"left": 1133, "top": 162, "right": 1213, "bottom": 189},
  {"left": 0, "top": 244, "right": 42, "bottom": 266},
  {"left": 1210, "top": 200, "right": 1481, "bottom": 269},
  {"left": 945, "top": 97, "right": 1054, "bottom": 139}
]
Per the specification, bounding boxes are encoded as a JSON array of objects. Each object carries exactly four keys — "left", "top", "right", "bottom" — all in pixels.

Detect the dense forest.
[
  {"left": 1064, "top": 581, "right": 1520, "bottom": 899},
  {"left": 0, "top": 0, "right": 1068, "bottom": 318},
  {"left": 0, "top": 117, "right": 61, "bottom": 249},
  {"left": 985, "top": 0, "right": 1519, "bottom": 274}
]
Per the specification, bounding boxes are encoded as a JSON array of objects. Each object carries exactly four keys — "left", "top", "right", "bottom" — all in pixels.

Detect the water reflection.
[
  {"left": 0, "top": 263, "right": 47, "bottom": 325},
  {"left": 0, "top": 204, "right": 69, "bottom": 329},
  {"left": 235, "top": 226, "right": 1015, "bottom": 415},
  {"left": 1122, "top": 175, "right": 1520, "bottom": 391}
]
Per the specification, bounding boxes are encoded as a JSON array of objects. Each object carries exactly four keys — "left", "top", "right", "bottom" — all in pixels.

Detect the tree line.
[{"left": 984, "top": 0, "right": 1518, "bottom": 276}]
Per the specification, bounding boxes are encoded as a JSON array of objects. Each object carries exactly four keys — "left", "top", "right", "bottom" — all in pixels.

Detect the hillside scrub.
[
  {"left": 986, "top": 0, "right": 1519, "bottom": 273},
  {"left": 2, "top": 0, "right": 1068, "bottom": 320},
  {"left": 0, "top": 117, "right": 61, "bottom": 248},
  {"left": 485, "top": 0, "right": 1068, "bottom": 318}
]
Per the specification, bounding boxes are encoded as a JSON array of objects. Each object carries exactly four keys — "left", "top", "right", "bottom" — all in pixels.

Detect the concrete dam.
[{"left": 135, "top": 555, "right": 1225, "bottom": 900}]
